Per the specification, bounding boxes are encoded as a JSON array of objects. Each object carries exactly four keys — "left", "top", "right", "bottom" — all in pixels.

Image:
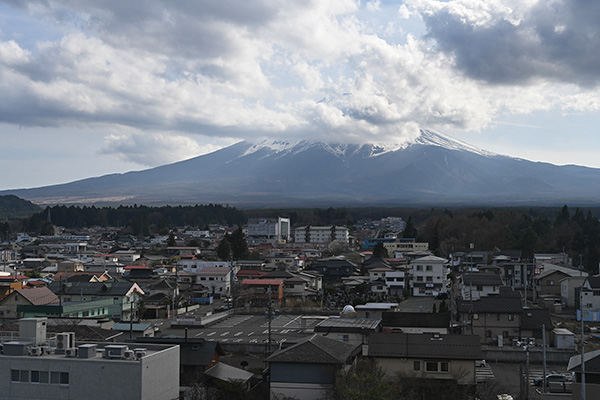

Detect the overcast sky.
[{"left": 2, "top": 0, "right": 600, "bottom": 190}]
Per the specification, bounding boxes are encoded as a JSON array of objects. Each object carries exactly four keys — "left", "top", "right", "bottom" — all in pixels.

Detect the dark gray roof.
[
  {"left": 314, "top": 317, "right": 381, "bottom": 333},
  {"left": 587, "top": 276, "right": 600, "bottom": 289},
  {"left": 521, "top": 308, "right": 553, "bottom": 332},
  {"left": 262, "top": 270, "right": 296, "bottom": 279},
  {"left": 457, "top": 296, "right": 522, "bottom": 313},
  {"left": 382, "top": 312, "right": 451, "bottom": 328},
  {"left": 133, "top": 337, "right": 225, "bottom": 366},
  {"left": 368, "top": 332, "right": 482, "bottom": 360},
  {"left": 461, "top": 273, "right": 504, "bottom": 286},
  {"left": 266, "top": 334, "right": 360, "bottom": 364},
  {"left": 48, "top": 281, "right": 139, "bottom": 296}
]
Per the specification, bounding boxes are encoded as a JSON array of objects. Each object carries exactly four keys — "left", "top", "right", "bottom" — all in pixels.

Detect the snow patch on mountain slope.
[{"left": 237, "top": 129, "right": 497, "bottom": 160}]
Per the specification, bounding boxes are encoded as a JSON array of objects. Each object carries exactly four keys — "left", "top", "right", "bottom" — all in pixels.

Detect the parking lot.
[{"left": 158, "top": 312, "right": 324, "bottom": 345}]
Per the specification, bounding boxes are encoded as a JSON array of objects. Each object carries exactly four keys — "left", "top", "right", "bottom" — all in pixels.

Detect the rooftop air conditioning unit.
[
  {"left": 104, "top": 345, "right": 128, "bottom": 359},
  {"left": 134, "top": 348, "right": 147, "bottom": 359},
  {"left": 56, "top": 332, "right": 74, "bottom": 353},
  {"left": 65, "top": 348, "right": 78, "bottom": 357},
  {"left": 123, "top": 350, "right": 135, "bottom": 360},
  {"left": 30, "top": 346, "right": 43, "bottom": 356}
]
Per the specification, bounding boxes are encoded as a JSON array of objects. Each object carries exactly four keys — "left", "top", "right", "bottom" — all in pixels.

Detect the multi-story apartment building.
[
  {"left": 294, "top": 226, "right": 349, "bottom": 245},
  {"left": 247, "top": 217, "right": 291, "bottom": 245},
  {"left": 410, "top": 255, "right": 449, "bottom": 297},
  {"left": 383, "top": 239, "right": 429, "bottom": 257}
]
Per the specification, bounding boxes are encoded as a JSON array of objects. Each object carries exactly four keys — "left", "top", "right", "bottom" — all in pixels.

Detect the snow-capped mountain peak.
[{"left": 240, "top": 129, "right": 496, "bottom": 160}]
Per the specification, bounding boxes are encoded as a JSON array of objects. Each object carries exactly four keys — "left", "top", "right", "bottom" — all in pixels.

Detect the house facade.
[
  {"left": 194, "top": 267, "right": 232, "bottom": 298},
  {"left": 411, "top": 256, "right": 449, "bottom": 297},
  {"left": 459, "top": 273, "right": 503, "bottom": 300},
  {"left": 367, "top": 332, "right": 482, "bottom": 386},
  {"left": 266, "top": 334, "right": 361, "bottom": 400}
]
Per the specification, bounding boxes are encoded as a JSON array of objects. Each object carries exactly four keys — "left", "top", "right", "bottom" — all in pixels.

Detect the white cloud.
[
  {"left": 0, "top": 0, "right": 600, "bottom": 175},
  {"left": 100, "top": 129, "right": 235, "bottom": 166}
]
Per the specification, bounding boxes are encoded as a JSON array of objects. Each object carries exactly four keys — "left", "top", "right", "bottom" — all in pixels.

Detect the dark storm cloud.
[{"left": 418, "top": 0, "right": 600, "bottom": 86}]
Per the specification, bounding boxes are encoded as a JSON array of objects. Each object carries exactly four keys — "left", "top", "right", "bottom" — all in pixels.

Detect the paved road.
[
  {"left": 157, "top": 313, "right": 325, "bottom": 345},
  {"left": 489, "top": 362, "right": 571, "bottom": 399}
]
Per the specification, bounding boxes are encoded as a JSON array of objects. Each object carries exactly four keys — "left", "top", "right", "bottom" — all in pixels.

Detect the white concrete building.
[
  {"left": 294, "top": 226, "right": 349, "bottom": 245},
  {"left": 194, "top": 267, "right": 232, "bottom": 298},
  {"left": 179, "top": 260, "right": 232, "bottom": 274},
  {"left": 247, "top": 217, "right": 291, "bottom": 244},
  {"left": 0, "top": 318, "right": 179, "bottom": 400},
  {"left": 410, "top": 255, "right": 450, "bottom": 297}
]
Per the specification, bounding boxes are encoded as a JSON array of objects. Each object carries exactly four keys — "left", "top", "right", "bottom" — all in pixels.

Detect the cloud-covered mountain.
[{"left": 4, "top": 129, "right": 600, "bottom": 206}]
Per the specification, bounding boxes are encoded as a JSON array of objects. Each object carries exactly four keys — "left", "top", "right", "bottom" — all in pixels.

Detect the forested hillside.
[{"left": 0, "top": 195, "right": 41, "bottom": 219}]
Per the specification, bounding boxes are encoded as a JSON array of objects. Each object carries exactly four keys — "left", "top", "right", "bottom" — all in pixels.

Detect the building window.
[
  {"left": 426, "top": 277, "right": 433, "bottom": 282},
  {"left": 547, "top": 280, "right": 554, "bottom": 286},
  {"left": 60, "top": 372, "right": 69, "bottom": 385},
  {"left": 426, "top": 265, "right": 432, "bottom": 271},
  {"left": 337, "top": 334, "right": 349, "bottom": 342},
  {"left": 416, "top": 276, "right": 423, "bottom": 282},
  {"left": 503, "top": 331, "right": 509, "bottom": 338},
  {"left": 11, "top": 370, "right": 19, "bottom": 382},
  {"left": 31, "top": 371, "right": 40, "bottom": 383},
  {"left": 20, "top": 370, "right": 29, "bottom": 383},
  {"left": 441, "top": 362, "right": 449, "bottom": 372},
  {"left": 426, "top": 362, "right": 438, "bottom": 372},
  {"left": 416, "top": 265, "right": 422, "bottom": 271},
  {"left": 486, "top": 330, "right": 492, "bottom": 337},
  {"left": 508, "top": 314, "right": 514, "bottom": 321},
  {"left": 414, "top": 361, "right": 420, "bottom": 371}
]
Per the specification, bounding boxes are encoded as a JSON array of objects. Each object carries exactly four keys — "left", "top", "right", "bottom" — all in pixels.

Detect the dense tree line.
[
  {"left": 418, "top": 205, "right": 600, "bottom": 273},
  {"left": 26, "top": 204, "right": 247, "bottom": 235}
]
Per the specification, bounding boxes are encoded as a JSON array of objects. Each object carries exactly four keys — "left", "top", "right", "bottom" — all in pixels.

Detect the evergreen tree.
[
  {"left": 216, "top": 237, "right": 232, "bottom": 261},
  {"left": 372, "top": 242, "right": 388, "bottom": 258},
  {"left": 167, "top": 231, "right": 176, "bottom": 246},
  {"left": 402, "top": 216, "right": 417, "bottom": 238},
  {"left": 229, "top": 227, "right": 249, "bottom": 260}
]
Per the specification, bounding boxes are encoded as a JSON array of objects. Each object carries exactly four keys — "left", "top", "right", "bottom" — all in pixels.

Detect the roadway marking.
[
  {"left": 281, "top": 329, "right": 289, "bottom": 334},
  {"left": 220, "top": 331, "right": 230, "bottom": 336},
  {"left": 234, "top": 332, "right": 243, "bottom": 336},
  {"left": 283, "top": 316, "right": 301, "bottom": 327},
  {"left": 247, "top": 332, "right": 254, "bottom": 336},
  {"left": 234, "top": 339, "right": 243, "bottom": 343},
  {"left": 250, "top": 339, "right": 258, "bottom": 343},
  {"left": 207, "top": 332, "right": 216, "bottom": 337},
  {"left": 195, "top": 332, "right": 204, "bottom": 337}
]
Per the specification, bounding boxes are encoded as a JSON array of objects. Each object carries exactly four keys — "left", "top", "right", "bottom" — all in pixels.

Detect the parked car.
[{"left": 533, "top": 374, "right": 571, "bottom": 387}]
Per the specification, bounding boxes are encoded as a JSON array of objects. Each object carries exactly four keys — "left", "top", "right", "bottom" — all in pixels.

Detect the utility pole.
[
  {"left": 266, "top": 285, "right": 272, "bottom": 357},
  {"left": 542, "top": 324, "right": 546, "bottom": 394},
  {"left": 130, "top": 296, "right": 135, "bottom": 339},
  {"left": 525, "top": 345, "right": 530, "bottom": 400},
  {"left": 581, "top": 287, "right": 586, "bottom": 400}
]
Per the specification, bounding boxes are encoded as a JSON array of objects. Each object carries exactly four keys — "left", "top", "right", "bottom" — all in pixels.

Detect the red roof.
[
  {"left": 124, "top": 266, "right": 150, "bottom": 270},
  {"left": 237, "top": 270, "right": 268, "bottom": 278}
]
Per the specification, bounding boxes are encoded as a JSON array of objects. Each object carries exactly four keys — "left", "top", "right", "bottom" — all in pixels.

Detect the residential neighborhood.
[{"left": 0, "top": 211, "right": 599, "bottom": 400}]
